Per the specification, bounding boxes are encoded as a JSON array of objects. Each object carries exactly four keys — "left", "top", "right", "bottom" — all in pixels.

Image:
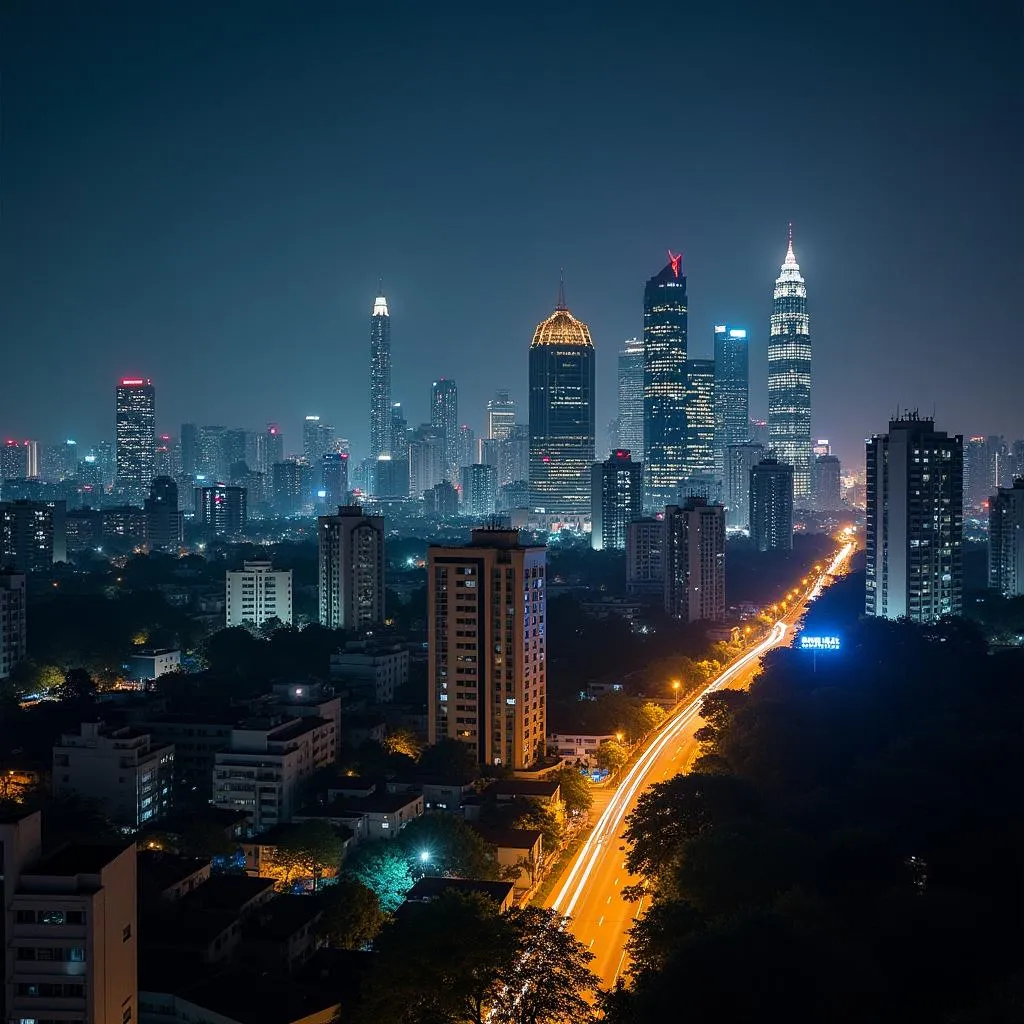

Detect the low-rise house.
[
  {"left": 386, "top": 776, "right": 476, "bottom": 813},
  {"left": 548, "top": 733, "right": 617, "bottom": 765},
  {"left": 402, "top": 877, "right": 515, "bottom": 914},
  {"left": 470, "top": 825, "right": 544, "bottom": 891},
  {"left": 241, "top": 894, "right": 324, "bottom": 973},
  {"left": 482, "top": 779, "right": 562, "bottom": 809},
  {"left": 138, "top": 850, "right": 211, "bottom": 904},
  {"left": 297, "top": 786, "right": 423, "bottom": 842}
]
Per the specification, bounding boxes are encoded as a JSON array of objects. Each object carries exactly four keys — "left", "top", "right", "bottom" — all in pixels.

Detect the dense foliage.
[{"left": 605, "top": 613, "right": 1023, "bottom": 1023}]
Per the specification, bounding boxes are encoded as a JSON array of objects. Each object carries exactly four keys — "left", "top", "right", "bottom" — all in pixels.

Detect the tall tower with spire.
[
  {"left": 369, "top": 292, "right": 392, "bottom": 461},
  {"left": 528, "top": 273, "right": 595, "bottom": 514},
  {"left": 768, "top": 226, "right": 812, "bottom": 500}
]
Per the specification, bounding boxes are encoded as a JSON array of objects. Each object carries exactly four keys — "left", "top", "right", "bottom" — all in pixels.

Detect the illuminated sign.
[
  {"left": 714, "top": 325, "right": 726, "bottom": 334},
  {"left": 119, "top": 378, "right": 149, "bottom": 386},
  {"left": 667, "top": 249, "right": 682, "bottom": 278},
  {"left": 729, "top": 329, "right": 747, "bottom": 339},
  {"left": 798, "top": 635, "right": 841, "bottom": 651}
]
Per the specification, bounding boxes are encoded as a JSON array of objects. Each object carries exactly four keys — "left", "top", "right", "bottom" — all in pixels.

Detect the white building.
[
  {"left": 427, "top": 528, "right": 547, "bottom": 771},
  {"left": 317, "top": 506, "right": 385, "bottom": 630},
  {"left": 225, "top": 561, "right": 293, "bottom": 628},
  {"left": 989, "top": 478, "right": 1024, "bottom": 597},
  {"left": 128, "top": 648, "right": 181, "bottom": 681},
  {"left": 52, "top": 722, "right": 175, "bottom": 826},
  {"left": 664, "top": 498, "right": 726, "bottom": 623},
  {"left": 212, "top": 715, "right": 337, "bottom": 832},
  {"left": 1, "top": 811, "right": 138, "bottom": 1024},
  {"left": 0, "top": 570, "right": 27, "bottom": 679},
  {"left": 548, "top": 732, "right": 618, "bottom": 765},
  {"left": 329, "top": 642, "right": 409, "bottom": 703}
]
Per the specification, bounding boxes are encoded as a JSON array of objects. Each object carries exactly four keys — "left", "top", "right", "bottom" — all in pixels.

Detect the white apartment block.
[
  {"left": 427, "top": 528, "right": 547, "bottom": 771},
  {"left": 212, "top": 715, "right": 336, "bottom": 832},
  {"left": 1, "top": 810, "right": 137, "bottom": 1024},
  {"left": 328, "top": 642, "right": 409, "bottom": 703},
  {"left": 225, "top": 561, "right": 293, "bottom": 629},
  {"left": 52, "top": 723, "right": 175, "bottom": 827}
]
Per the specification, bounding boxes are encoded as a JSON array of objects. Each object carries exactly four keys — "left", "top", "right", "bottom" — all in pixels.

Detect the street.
[{"left": 547, "top": 542, "right": 854, "bottom": 991}]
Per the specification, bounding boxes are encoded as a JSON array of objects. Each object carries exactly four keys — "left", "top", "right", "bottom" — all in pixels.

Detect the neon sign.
[
  {"left": 667, "top": 250, "right": 682, "bottom": 278},
  {"left": 798, "top": 635, "right": 841, "bottom": 651}
]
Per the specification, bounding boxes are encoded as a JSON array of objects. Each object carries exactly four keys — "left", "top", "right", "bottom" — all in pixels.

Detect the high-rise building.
[
  {"left": 626, "top": 518, "right": 665, "bottom": 596},
  {"left": 713, "top": 326, "right": 749, "bottom": 480},
  {"left": 114, "top": 377, "right": 156, "bottom": 502},
  {"left": 0, "top": 500, "right": 67, "bottom": 571},
  {"left": 989, "top": 479, "right": 1024, "bottom": 597},
  {"left": 865, "top": 415, "right": 963, "bottom": 622},
  {"left": 813, "top": 454, "right": 842, "bottom": 511},
  {"left": 322, "top": 452, "right": 350, "bottom": 508},
  {"left": 725, "top": 442, "right": 765, "bottom": 530},
  {"left": 369, "top": 293, "right": 392, "bottom": 460},
  {"left": 303, "top": 416, "right": 336, "bottom": 485},
  {"left": 0, "top": 812, "right": 138, "bottom": 1024},
  {"left": 460, "top": 463, "right": 498, "bottom": 519},
  {"left": 409, "top": 425, "right": 447, "bottom": 497},
  {"left": 226, "top": 561, "right": 294, "bottom": 628},
  {"left": 812, "top": 438, "right": 832, "bottom": 458},
  {"left": 768, "top": 226, "right": 812, "bottom": 500},
  {"left": 425, "top": 480, "right": 460, "bottom": 518},
  {"left": 271, "top": 459, "right": 308, "bottom": 517},
  {"left": 389, "top": 403, "right": 409, "bottom": 460},
  {"left": 750, "top": 457, "right": 794, "bottom": 552},
  {"left": 1, "top": 440, "right": 29, "bottom": 482},
  {"left": 0, "top": 570, "right": 27, "bottom": 679},
  {"left": 1011, "top": 440, "right": 1024, "bottom": 480},
  {"left": 195, "top": 484, "right": 247, "bottom": 536},
  {"left": 500, "top": 424, "right": 530, "bottom": 486},
  {"left": 685, "top": 358, "right": 716, "bottom": 480},
  {"left": 498, "top": 480, "right": 529, "bottom": 511},
  {"left": 487, "top": 389, "right": 517, "bottom": 441},
  {"left": 260, "top": 423, "right": 284, "bottom": 473},
  {"left": 431, "top": 378, "right": 459, "bottom": 479},
  {"left": 180, "top": 422, "right": 199, "bottom": 478},
  {"left": 375, "top": 454, "right": 409, "bottom": 498},
  {"left": 617, "top": 338, "right": 645, "bottom": 459},
  {"left": 196, "top": 425, "right": 227, "bottom": 481},
  {"left": 749, "top": 418, "right": 769, "bottom": 447},
  {"left": 664, "top": 497, "right": 726, "bottom": 622},
  {"left": 528, "top": 281, "right": 595, "bottom": 513},
  {"left": 318, "top": 505, "right": 385, "bottom": 630},
  {"left": 591, "top": 450, "right": 642, "bottom": 551},
  {"left": 427, "top": 528, "right": 546, "bottom": 770},
  {"left": 458, "top": 424, "right": 476, "bottom": 470},
  {"left": 144, "top": 476, "right": 183, "bottom": 552},
  {"left": 643, "top": 251, "right": 688, "bottom": 509}
]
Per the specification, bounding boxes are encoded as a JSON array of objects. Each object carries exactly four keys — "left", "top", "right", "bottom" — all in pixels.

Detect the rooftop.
[
  {"left": 25, "top": 841, "right": 133, "bottom": 878},
  {"left": 404, "top": 876, "right": 515, "bottom": 906},
  {"left": 246, "top": 894, "right": 323, "bottom": 942},
  {"left": 174, "top": 972, "right": 341, "bottom": 1024},
  {"left": 178, "top": 874, "right": 275, "bottom": 914},
  {"left": 138, "top": 850, "right": 210, "bottom": 897},
  {"left": 484, "top": 779, "right": 560, "bottom": 799},
  {"left": 470, "top": 825, "right": 543, "bottom": 850}
]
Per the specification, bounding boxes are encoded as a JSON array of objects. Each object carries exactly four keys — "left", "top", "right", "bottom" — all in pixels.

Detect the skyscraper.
[
  {"left": 322, "top": 452, "right": 350, "bottom": 508},
  {"left": 427, "top": 528, "right": 547, "bottom": 770},
  {"left": 750, "top": 457, "right": 794, "bottom": 552},
  {"left": 713, "top": 326, "right": 749, "bottom": 480},
  {"left": 460, "top": 463, "right": 498, "bottom": 519},
  {"left": 865, "top": 415, "right": 963, "bottom": 622},
  {"left": 528, "top": 280, "right": 595, "bottom": 514},
  {"left": 591, "top": 449, "right": 642, "bottom": 551},
  {"left": 664, "top": 497, "right": 726, "bottom": 622},
  {"left": 724, "top": 442, "right": 765, "bottom": 530},
  {"left": 813, "top": 454, "right": 842, "bottom": 511},
  {"left": 989, "top": 478, "right": 1024, "bottom": 597},
  {"left": 487, "top": 389, "right": 517, "bottom": 441},
  {"left": 685, "top": 358, "right": 715, "bottom": 481},
  {"left": 1, "top": 441, "right": 28, "bottom": 482},
  {"left": 318, "top": 505, "right": 385, "bottom": 630},
  {"left": 145, "top": 477, "right": 183, "bottom": 553},
  {"left": 303, "top": 416, "right": 336, "bottom": 482},
  {"left": 389, "top": 403, "right": 409, "bottom": 459},
  {"left": 431, "top": 378, "right": 459, "bottom": 478},
  {"left": 0, "top": 500, "right": 67, "bottom": 571},
  {"left": 196, "top": 484, "right": 247, "bottom": 536},
  {"left": 114, "top": 377, "right": 156, "bottom": 502},
  {"left": 617, "top": 338, "right": 644, "bottom": 459},
  {"left": 180, "top": 422, "right": 199, "bottom": 478},
  {"left": 369, "top": 293, "right": 392, "bottom": 460},
  {"left": 643, "top": 251, "right": 688, "bottom": 509},
  {"left": 768, "top": 226, "right": 812, "bottom": 500}
]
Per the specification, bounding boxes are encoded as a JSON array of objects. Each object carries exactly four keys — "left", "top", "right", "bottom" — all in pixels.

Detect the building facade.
[
  {"left": 626, "top": 518, "right": 665, "bottom": 596},
  {"left": 226, "top": 561, "right": 294, "bottom": 628},
  {"left": 724, "top": 442, "right": 765, "bottom": 530},
  {"left": 460, "top": 463, "right": 499, "bottom": 519},
  {"left": 115, "top": 377, "right": 156, "bottom": 502},
  {"left": 768, "top": 227, "right": 812, "bottom": 500},
  {"left": 813, "top": 454, "right": 842, "bottom": 511},
  {"left": 989, "top": 478, "right": 1024, "bottom": 597},
  {"left": 195, "top": 484, "right": 247, "bottom": 536},
  {"left": 713, "top": 326, "right": 749, "bottom": 480},
  {"left": 431, "top": 379, "right": 460, "bottom": 480},
  {"left": 750, "top": 457, "right": 794, "bottom": 552},
  {"left": 591, "top": 450, "right": 642, "bottom": 551},
  {"left": 317, "top": 505, "right": 385, "bottom": 629},
  {"left": 369, "top": 294, "right": 392, "bottom": 460},
  {"left": 865, "top": 415, "right": 963, "bottom": 622},
  {"left": 616, "top": 338, "right": 644, "bottom": 459},
  {"left": 0, "top": 500, "right": 67, "bottom": 571},
  {"left": 0, "top": 570, "right": 27, "bottom": 679},
  {"left": 643, "top": 252, "right": 688, "bottom": 509},
  {"left": 487, "top": 390, "right": 517, "bottom": 441},
  {"left": 664, "top": 498, "right": 726, "bottom": 622},
  {"left": 685, "top": 358, "right": 715, "bottom": 481},
  {"left": 427, "top": 529, "right": 546, "bottom": 770}
]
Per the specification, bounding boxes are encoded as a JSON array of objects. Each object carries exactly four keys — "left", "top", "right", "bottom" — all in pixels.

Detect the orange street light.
[{"left": 615, "top": 731, "right": 624, "bottom": 742}]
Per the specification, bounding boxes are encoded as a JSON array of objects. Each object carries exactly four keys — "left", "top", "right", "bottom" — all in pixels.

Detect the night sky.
[{"left": 2, "top": 1, "right": 1020, "bottom": 473}]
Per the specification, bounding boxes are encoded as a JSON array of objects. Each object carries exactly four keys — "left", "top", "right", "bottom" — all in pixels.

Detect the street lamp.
[
  {"left": 672, "top": 680, "right": 681, "bottom": 702},
  {"left": 615, "top": 731, "right": 624, "bottom": 743},
  {"left": 419, "top": 850, "right": 431, "bottom": 864}
]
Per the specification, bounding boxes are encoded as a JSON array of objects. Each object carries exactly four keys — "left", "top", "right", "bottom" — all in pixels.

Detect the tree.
[
  {"left": 417, "top": 737, "right": 479, "bottom": 780},
  {"left": 549, "top": 764, "right": 593, "bottom": 817},
  {"left": 384, "top": 728, "right": 423, "bottom": 761},
  {"left": 594, "top": 738, "right": 629, "bottom": 774},
  {"left": 267, "top": 820, "right": 344, "bottom": 890},
  {"left": 54, "top": 668, "right": 98, "bottom": 705},
  {"left": 357, "top": 890, "right": 514, "bottom": 1024},
  {"left": 493, "top": 906, "right": 600, "bottom": 1024},
  {"left": 344, "top": 840, "right": 414, "bottom": 913},
  {"left": 632, "top": 701, "right": 667, "bottom": 737},
  {"left": 399, "top": 813, "right": 499, "bottom": 880},
  {"left": 315, "top": 877, "right": 385, "bottom": 949},
  {"left": 202, "top": 626, "right": 265, "bottom": 677}
]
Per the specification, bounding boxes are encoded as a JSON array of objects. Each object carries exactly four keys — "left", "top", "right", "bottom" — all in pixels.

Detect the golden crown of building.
[{"left": 531, "top": 305, "right": 594, "bottom": 348}]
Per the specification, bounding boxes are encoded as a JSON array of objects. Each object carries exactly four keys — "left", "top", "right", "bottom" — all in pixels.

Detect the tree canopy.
[{"left": 315, "top": 877, "right": 385, "bottom": 949}]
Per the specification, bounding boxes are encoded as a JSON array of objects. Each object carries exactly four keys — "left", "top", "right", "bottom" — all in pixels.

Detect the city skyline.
[{"left": 2, "top": 5, "right": 1018, "bottom": 475}]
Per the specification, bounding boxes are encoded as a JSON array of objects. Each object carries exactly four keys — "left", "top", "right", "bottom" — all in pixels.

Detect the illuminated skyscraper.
[
  {"left": 768, "top": 227, "right": 812, "bottom": 499},
  {"left": 725, "top": 442, "right": 765, "bottom": 529},
  {"left": 750, "top": 457, "right": 794, "bottom": 552},
  {"left": 866, "top": 416, "right": 963, "bottom": 622},
  {"left": 369, "top": 294, "right": 392, "bottom": 460},
  {"left": 591, "top": 449, "right": 642, "bottom": 551},
  {"left": 685, "top": 358, "right": 715, "bottom": 480},
  {"left": 528, "top": 280, "right": 595, "bottom": 514},
  {"left": 643, "top": 252, "right": 688, "bottom": 509},
  {"left": 322, "top": 452, "right": 349, "bottom": 509},
  {"left": 617, "top": 338, "right": 644, "bottom": 459},
  {"left": 713, "top": 326, "right": 749, "bottom": 480},
  {"left": 989, "top": 479, "right": 1024, "bottom": 597},
  {"left": 431, "top": 378, "right": 459, "bottom": 478},
  {"left": 487, "top": 390, "right": 517, "bottom": 441},
  {"left": 664, "top": 497, "right": 726, "bottom": 622},
  {"left": 115, "top": 377, "right": 156, "bottom": 502}
]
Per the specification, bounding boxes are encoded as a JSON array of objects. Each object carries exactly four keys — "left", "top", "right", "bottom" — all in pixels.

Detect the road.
[{"left": 547, "top": 542, "right": 854, "bottom": 991}]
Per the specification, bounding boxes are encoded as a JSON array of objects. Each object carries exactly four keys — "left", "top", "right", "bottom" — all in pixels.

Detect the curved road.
[{"left": 547, "top": 543, "right": 854, "bottom": 990}]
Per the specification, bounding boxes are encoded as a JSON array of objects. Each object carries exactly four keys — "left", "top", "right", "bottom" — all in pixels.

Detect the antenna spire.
[
  {"left": 556, "top": 268, "right": 567, "bottom": 310},
  {"left": 785, "top": 223, "right": 796, "bottom": 265}
]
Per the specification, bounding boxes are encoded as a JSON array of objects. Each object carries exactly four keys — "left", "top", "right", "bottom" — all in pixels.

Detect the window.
[
  {"left": 69, "top": 947, "right": 85, "bottom": 962},
  {"left": 66, "top": 911, "right": 84, "bottom": 925},
  {"left": 39, "top": 911, "right": 65, "bottom": 925}
]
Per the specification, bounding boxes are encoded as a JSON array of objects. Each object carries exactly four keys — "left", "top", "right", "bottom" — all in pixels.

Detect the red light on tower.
[
  {"left": 119, "top": 377, "right": 149, "bottom": 386},
  {"left": 667, "top": 250, "right": 682, "bottom": 279}
]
